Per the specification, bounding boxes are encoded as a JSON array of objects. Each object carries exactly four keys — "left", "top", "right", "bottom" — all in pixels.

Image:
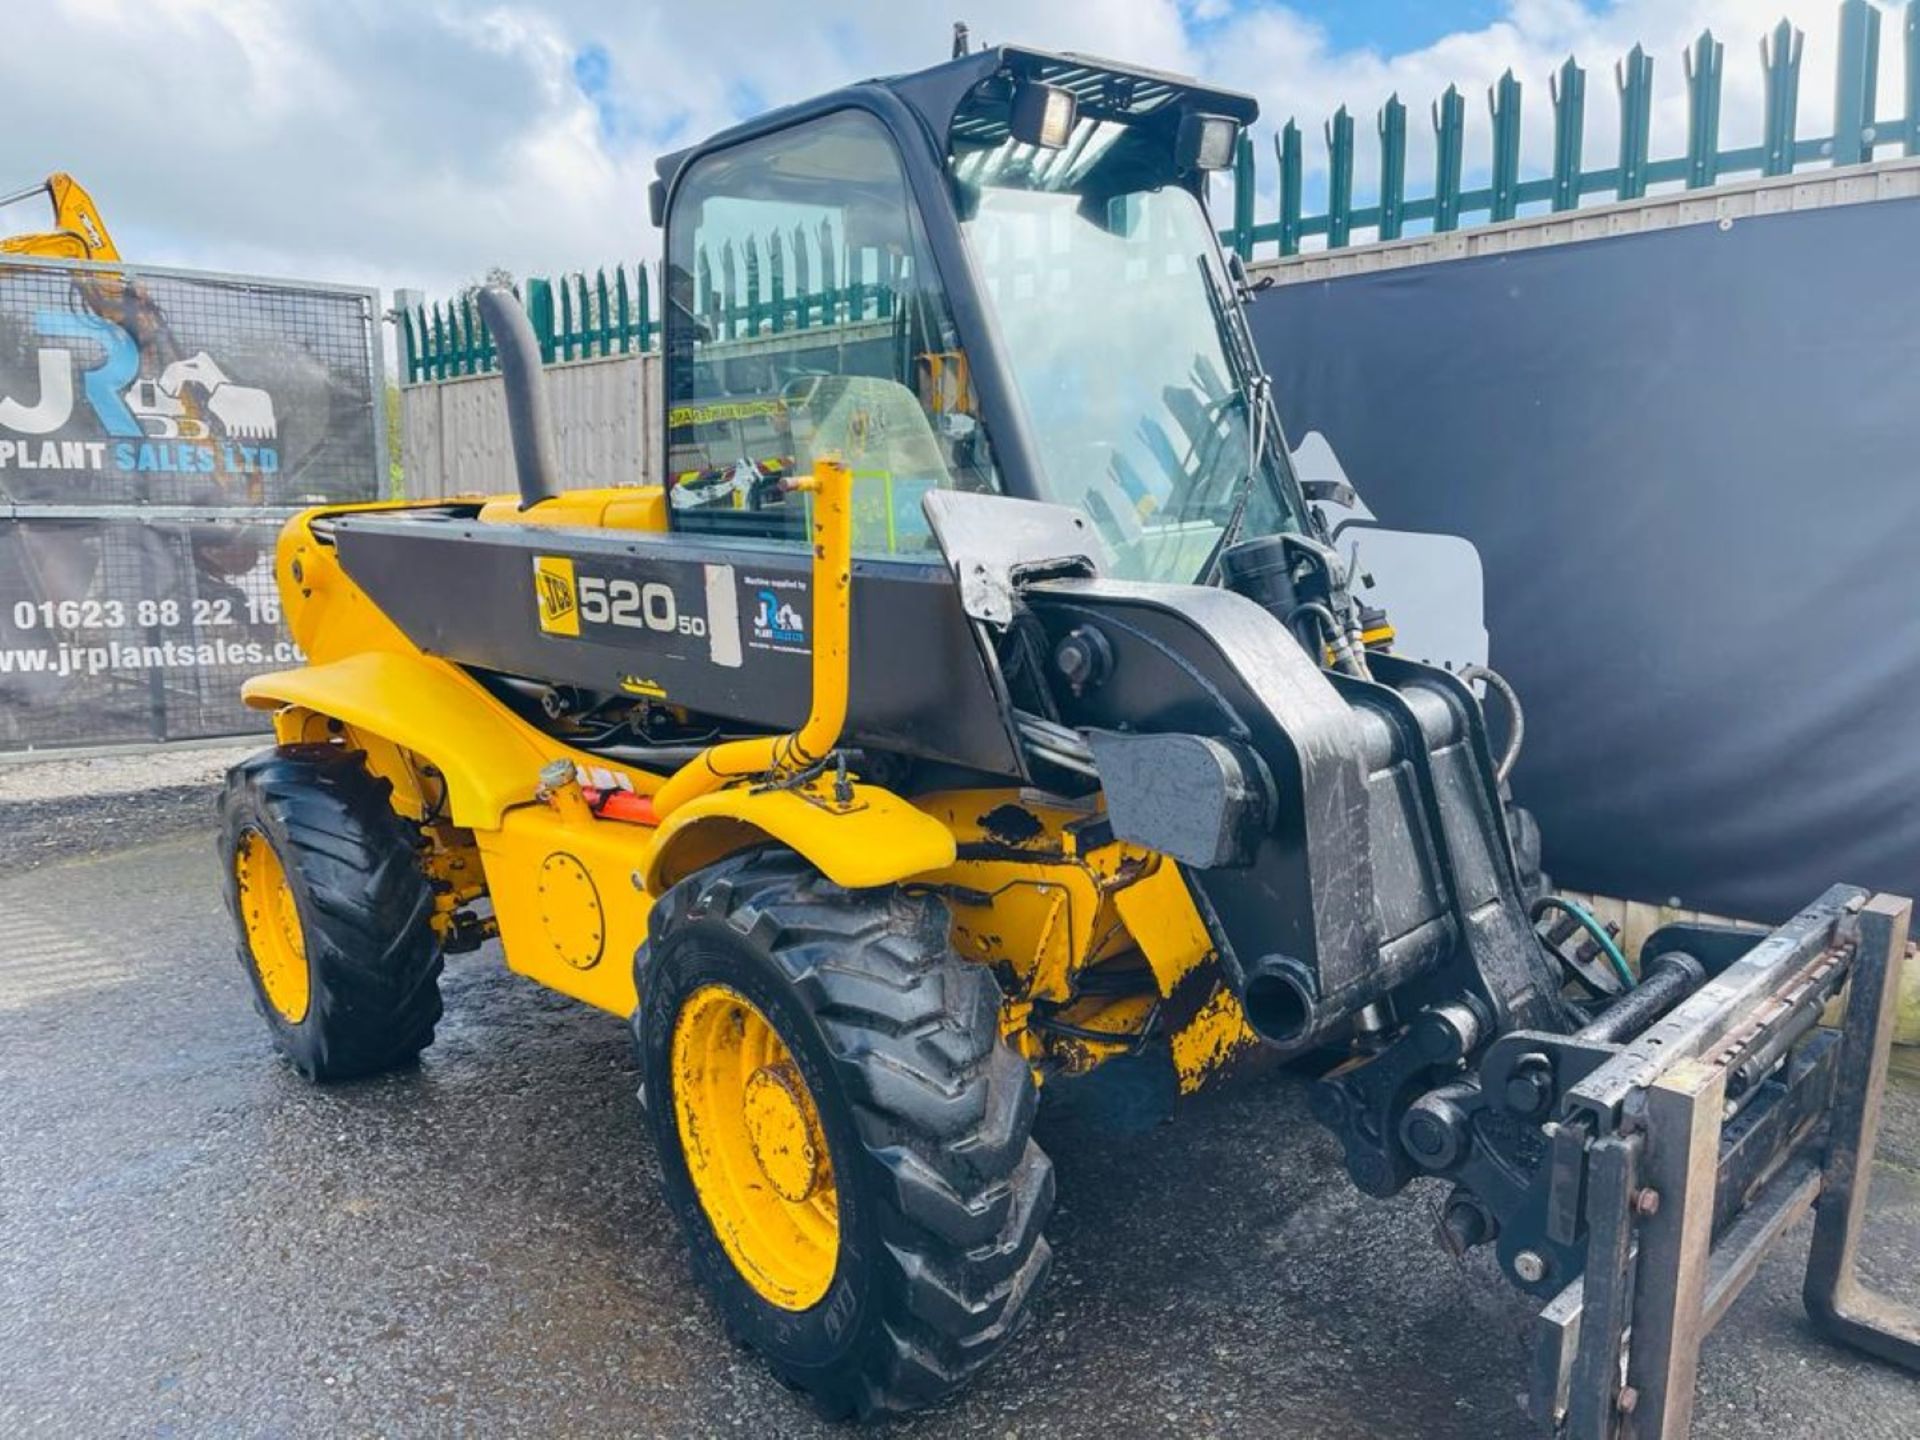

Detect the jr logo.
[
  {"left": 753, "top": 589, "right": 805, "bottom": 645},
  {"left": 533, "top": 555, "right": 580, "bottom": 636},
  {"left": 0, "top": 311, "right": 141, "bottom": 437},
  {"left": 0, "top": 309, "right": 279, "bottom": 443}
]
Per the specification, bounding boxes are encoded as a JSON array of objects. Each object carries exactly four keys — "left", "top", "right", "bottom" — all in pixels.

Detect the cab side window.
[{"left": 664, "top": 110, "right": 1000, "bottom": 557}]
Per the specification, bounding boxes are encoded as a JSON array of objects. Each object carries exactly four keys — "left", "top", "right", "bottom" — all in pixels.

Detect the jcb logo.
[
  {"left": 533, "top": 556, "right": 579, "bottom": 636},
  {"left": 535, "top": 555, "right": 710, "bottom": 643},
  {"left": 539, "top": 569, "right": 575, "bottom": 619}
]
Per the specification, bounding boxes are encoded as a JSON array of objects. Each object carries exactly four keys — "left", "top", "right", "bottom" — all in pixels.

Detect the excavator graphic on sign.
[{"left": 124, "top": 352, "right": 278, "bottom": 442}]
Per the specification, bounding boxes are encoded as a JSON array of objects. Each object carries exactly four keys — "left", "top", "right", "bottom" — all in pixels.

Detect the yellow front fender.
[
  {"left": 243, "top": 652, "right": 551, "bottom": 829},
  {"left": 640, "top": 783, "right": 958, "bottom": 896}
]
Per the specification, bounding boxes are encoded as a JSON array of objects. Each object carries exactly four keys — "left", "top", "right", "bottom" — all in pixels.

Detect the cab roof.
[{"left": 651, "top": 43, "right": 1260, "bottom": 208}]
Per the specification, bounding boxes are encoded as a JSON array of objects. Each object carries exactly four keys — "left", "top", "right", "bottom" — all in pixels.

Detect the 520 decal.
[
  {"left": 577, "top": 576, "right": 706, "bottom": 637},
  {"left": 533, "top": 554, "right": 707, "bottom": 642}
]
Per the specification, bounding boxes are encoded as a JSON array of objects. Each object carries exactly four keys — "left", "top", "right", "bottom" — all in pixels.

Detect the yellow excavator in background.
[
  {"left": 0, "top": 170, "right": 201, "bottom": 454},
  {"left": 0, "top": 169, "right": 274, "bottom": 516},
  {"left": 0, "top": 172, "right": 119, "bottom": 262}
]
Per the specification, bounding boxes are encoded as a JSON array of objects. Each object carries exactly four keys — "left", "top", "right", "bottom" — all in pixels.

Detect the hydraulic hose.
[
  {"left": 649, "top": 458, "right": 852, "bottom": 821},
  {"left": 1291, "top": 602, "right": 1370, "bottom": 679},
  {"left": 1530, "top": 894, "right": 1635, "bottom": 991},
  {"left": 1459, "top": 662, "right": 1524, "bottom": 786}
]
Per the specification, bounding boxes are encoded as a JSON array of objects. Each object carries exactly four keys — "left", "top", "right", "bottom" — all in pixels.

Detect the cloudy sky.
[{"left": 1, "top": 0, "right": 1904, "bottom": 305}]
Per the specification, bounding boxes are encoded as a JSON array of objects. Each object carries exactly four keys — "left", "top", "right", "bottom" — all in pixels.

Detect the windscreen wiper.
[
  {"left": 1196, "top": 373, "right": 1268, "bottom": 585},
  {"left": 1192, "top": 250, "right": 1278, "bottom": 584}
]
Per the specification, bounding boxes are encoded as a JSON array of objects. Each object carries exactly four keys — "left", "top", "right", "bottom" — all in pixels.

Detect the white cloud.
[{"left": 0, "top": 0, "right": 1903, "bottom": 300}]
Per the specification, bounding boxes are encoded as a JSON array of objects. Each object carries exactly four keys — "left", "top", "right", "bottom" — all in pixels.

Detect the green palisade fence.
[
  {"left": 403, "top": 1, "right": 1920, "bottom": 381},
  {"left": 400, "top": 266, "right": 655, "bottom": 383},
  {"left": 400, "top": 224, "right": 902, "bottom": 384},
  {"left": 1225, "top": 0, "right": 1920, "bottom": 260}
]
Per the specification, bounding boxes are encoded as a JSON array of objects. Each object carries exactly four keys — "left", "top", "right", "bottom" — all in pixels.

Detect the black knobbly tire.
[
  {"left": 636, "top": 847, "right": 1054, "bottom": 1420},
  {"left": 218, "top": 743, "right": 444, "bottom": 1082}
]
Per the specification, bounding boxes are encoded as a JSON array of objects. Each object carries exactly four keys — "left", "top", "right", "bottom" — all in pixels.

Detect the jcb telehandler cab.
[{"left": 221, "top": 44, "right": 1920, "bottom": 1432}]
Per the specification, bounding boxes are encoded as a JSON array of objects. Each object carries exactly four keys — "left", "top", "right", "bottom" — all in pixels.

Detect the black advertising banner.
[
  {"left": 1249, "top": 197, "right": 1920, "bottom": 922},
  {"left": 0, "top": 258, "right": 382, "bottom": 749},
  {"left": 0, "top": 516, "right": 299, "bottom": 748},
  {"left": 0, "top": 260, "right": 379, "bottom": 507}
]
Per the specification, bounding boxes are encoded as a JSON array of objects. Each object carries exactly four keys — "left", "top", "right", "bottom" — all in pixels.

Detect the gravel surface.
[
  {"left": 0, "top": 740, "right": 259, "bottom": 874},
  {"left": 0, "top": 740, "right": 260, "bottom": 802},
  {"left": 1, "top": 809, "right": 1916, "bottom": 1437}
]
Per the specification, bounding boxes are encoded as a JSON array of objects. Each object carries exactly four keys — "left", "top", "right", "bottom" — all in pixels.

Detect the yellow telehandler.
[{"left": 220, "top": 44, "right": 1919, "bottom": 1432}]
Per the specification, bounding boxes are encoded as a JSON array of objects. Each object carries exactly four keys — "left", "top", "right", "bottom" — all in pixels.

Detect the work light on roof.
[
  {"left": 1010, "top": 81, "right": 1078, "bottom": 150},
  {"left": 1178, "top": 111, "right": 1240, "bottom": 171}
]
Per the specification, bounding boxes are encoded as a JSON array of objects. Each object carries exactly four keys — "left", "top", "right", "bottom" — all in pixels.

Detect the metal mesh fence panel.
[
  {"left": 0, "top": 516, "right": 294, "bottom": 747},
  {"left": 0, "top": 257, "right": 381, "bottom": 751},
  {"left": 0, "top": 260, "right": 379, "bottom": 510}
]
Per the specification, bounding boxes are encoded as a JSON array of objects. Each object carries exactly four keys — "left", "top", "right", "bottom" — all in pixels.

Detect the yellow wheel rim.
[
  {"left": 234, "top": 829, "right": 311, "bottom": 1024},
  {"left": 670, "top": 983, "right": 839, "bottom": 1310}
]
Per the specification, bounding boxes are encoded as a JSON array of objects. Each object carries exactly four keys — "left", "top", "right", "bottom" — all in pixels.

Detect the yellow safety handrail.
[{"left": 650, "top": 456, "right": 852, "bottom": 820}]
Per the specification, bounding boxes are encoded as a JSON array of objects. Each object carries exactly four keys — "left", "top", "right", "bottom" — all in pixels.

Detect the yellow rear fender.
[
  {"left": 243, "top": 651, "right": 553, "bottom": 830},
  {"left": 641, "top": 782, "right": 958, "bottom": 897}
]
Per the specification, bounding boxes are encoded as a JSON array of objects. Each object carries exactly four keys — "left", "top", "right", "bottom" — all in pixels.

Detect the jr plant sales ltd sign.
[{"left": 0, "top": 259, "right": 382, "bottom": 748}]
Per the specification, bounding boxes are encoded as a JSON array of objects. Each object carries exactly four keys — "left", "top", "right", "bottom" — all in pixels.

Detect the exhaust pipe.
[{"left": 474, "top": 285, "right": 559, "bottom": 510}]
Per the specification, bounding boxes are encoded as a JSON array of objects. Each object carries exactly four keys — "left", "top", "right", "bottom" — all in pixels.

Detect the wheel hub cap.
[{"left": 742, "top": 1061, "right": 825, "bottom": 1202}]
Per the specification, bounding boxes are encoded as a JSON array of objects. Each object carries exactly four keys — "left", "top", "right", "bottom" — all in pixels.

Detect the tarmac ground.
[{"left": 2, "top": 776, "right": 1916, "bottom": 1438}]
